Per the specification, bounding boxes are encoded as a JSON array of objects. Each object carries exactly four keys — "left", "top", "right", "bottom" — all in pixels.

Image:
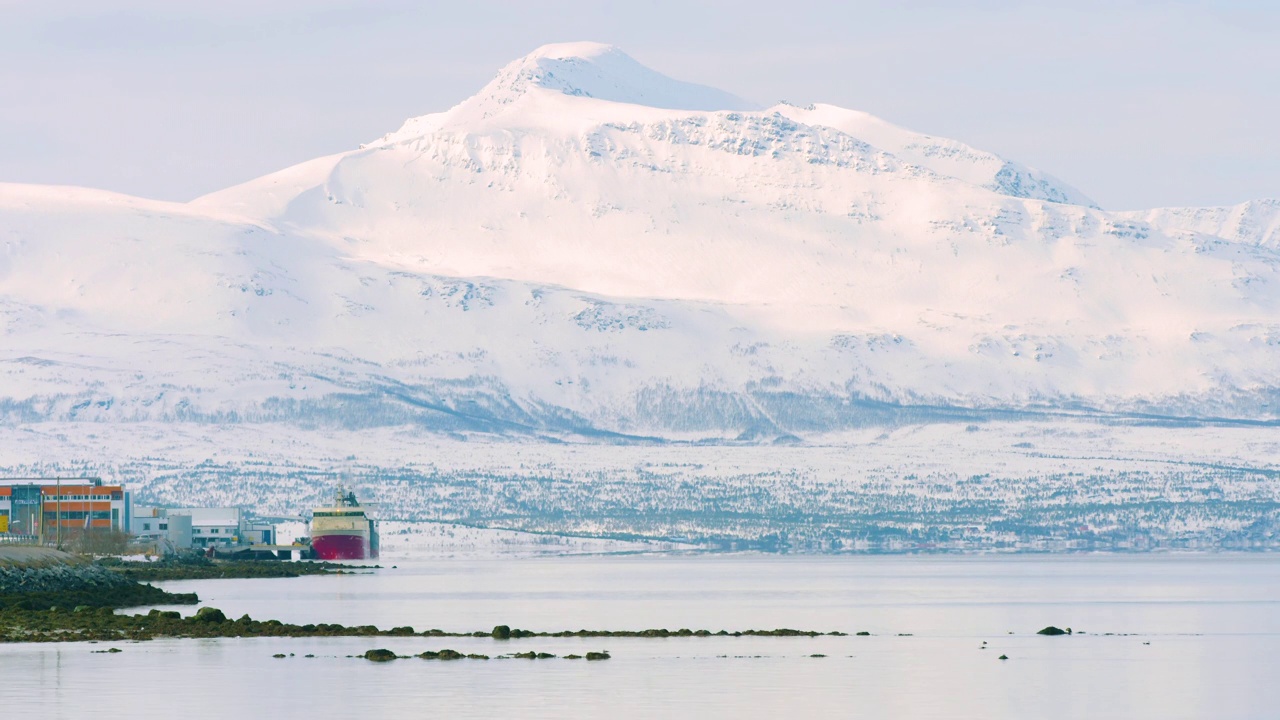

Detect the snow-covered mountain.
[{"left": 3, "top": 41, "right": 1280, "bottom": 440}]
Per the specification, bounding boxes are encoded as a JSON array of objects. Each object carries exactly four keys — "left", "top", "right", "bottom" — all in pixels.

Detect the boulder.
[
  {"left": 363, "top": 648, "right": 397, "bottom": 662},
  {"left": 194, "top": 607, "right": 227, "bottom": 624}
]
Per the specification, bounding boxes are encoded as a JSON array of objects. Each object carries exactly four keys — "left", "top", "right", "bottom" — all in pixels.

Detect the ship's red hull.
[{"left": 311, "top": 533, "right": 374, "bottom": 560}]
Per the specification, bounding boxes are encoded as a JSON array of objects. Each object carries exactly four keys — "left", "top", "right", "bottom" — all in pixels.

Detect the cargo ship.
[{"left": 309, "top": 487, "right": 379, "bottom": 560}]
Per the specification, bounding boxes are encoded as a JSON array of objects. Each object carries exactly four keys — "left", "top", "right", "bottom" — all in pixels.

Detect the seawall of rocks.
[
  {"left": 0, "top": 558, "right": 135, "bottom": 595},
  {"left": 0, "top": 546, "right": 195, "bottom": 611}
]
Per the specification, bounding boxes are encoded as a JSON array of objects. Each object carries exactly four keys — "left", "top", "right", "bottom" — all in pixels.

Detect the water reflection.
[{"left": 4, "top": 555, "right": 1278, "bottom": 719}]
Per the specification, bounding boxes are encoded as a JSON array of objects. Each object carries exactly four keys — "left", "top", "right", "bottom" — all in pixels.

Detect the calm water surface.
[{"left": 4, "top": 554, "right": 1278, "bottom": 718}]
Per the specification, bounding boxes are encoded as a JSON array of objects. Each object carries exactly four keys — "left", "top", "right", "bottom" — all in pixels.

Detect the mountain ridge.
[{"left": 3, "top": 43, "right": 1280, "bottom": 440}]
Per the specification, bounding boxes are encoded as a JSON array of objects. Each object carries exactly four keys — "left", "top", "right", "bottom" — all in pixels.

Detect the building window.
[
  {"left": 143, "top": 523, "right": 151, "bottom": 531},
  {"left": 210, "top": 528, "right": 219, "bottom": 534},
  {"left": 159, "top": 524, "right": 167, "bottom": 530}
]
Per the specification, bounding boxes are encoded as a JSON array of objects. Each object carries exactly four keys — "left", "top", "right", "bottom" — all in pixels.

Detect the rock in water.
[
  {"left": 363, "top": 648, "right": 397, "bottom": 662},
  {"left": 194, "top": 607, "right": 227, "bottom": 624},
  {"left": 1037, "top": 626, "right": 1068, "bottom": 636}
]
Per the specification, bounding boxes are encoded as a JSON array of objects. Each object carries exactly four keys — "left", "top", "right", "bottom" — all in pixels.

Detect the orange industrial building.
[{"left": 0, "top": 478, "right": 129, "bottom": 541}]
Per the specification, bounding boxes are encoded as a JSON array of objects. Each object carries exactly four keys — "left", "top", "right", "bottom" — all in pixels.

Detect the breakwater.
[{"left": 0, "top": 546, "right": 196, "bottom": 612}]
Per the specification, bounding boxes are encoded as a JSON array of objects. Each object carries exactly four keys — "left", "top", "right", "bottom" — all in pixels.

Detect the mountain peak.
[
  {"left": 464, "top": 41, "right": 757, "bottom": 115},
  {"left": 520, "top": 40, "right": 620, "bottom": 61},
  {"left": 372, "top": 42, "right": 758, "bottom": 144}
]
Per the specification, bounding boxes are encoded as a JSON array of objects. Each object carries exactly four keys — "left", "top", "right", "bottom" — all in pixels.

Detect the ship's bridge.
[{"left": 313, "top": 509, "right": 366, "bottom": 517}]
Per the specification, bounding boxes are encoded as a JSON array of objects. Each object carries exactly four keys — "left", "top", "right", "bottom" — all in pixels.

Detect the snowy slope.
[
  {"left": 3, "top": 42, "right": 1280, "bottom": 439},
  {"left": 1122, "top": 198, "right": 1280, "bottom": 249},
  {"left": 770, "top": 102, "right": 1097, "bottom": 207}
]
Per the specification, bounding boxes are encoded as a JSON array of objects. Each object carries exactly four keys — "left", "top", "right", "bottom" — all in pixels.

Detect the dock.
[{"left": 207, "top": 544, "right": 312, "bottom": 561}]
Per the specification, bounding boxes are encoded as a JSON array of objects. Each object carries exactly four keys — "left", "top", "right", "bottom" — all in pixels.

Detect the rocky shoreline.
[
  {"left": 0, "top": 547, "right": 847, "bottom": 645},
  {"left": 1, "top": 603, "right": 851, "bottom": 644},
  {"left": 0, "top": 547, "right": 197, "bottom": 612},
  {"left": 98, "top": 555, "right": 372, "bottom": 581}
]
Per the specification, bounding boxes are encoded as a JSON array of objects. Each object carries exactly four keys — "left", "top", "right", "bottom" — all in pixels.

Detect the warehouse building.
[
  {"left": 1, "top": 477, "right": 275, "bottom": 553},
  {"left": 131, "top": 506, "right": 275, "bottom": 550},
  {"left": 0, "top": 477, "right": 130, "bottom": 542}
]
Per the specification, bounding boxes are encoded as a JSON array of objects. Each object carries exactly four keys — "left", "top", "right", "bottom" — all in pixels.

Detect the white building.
[
  {"left": 180, "top": 507, "right": 244, "bottom": 548},
  {"left": 131, "top": 508, "right": 193, "bottom": 552},
  {"left": 131, "top": 506, "right": 275, "bottom": 549}
]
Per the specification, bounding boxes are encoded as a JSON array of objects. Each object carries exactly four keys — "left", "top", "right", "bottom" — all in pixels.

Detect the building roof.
[
  {"left": 0, "top": 477, "right": 110, "bottom": 487},
  {"left": 169, "top": 507, "right": 242, "bottom": 526}
]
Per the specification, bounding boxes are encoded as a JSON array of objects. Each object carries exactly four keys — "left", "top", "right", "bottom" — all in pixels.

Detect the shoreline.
[{"left": 1, "top": 601, "right": 851, "bottom": 644}]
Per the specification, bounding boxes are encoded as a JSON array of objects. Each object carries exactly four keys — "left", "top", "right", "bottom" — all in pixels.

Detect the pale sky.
[{"left": 1, "top": 0, "right": 1276, "bottom": 210}]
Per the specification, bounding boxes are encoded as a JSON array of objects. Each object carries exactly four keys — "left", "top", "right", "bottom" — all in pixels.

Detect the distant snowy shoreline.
[{"left": 4, "top": 419, "right": 1277, "bottom": 553}]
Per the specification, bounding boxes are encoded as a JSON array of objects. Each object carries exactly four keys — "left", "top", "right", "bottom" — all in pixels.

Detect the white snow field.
[
  {"left": 1, "top": 420, "right": 1277, "bottom": 551},
  {"left": 2, "top": 43, "right": 1278, "bottom": 549}
]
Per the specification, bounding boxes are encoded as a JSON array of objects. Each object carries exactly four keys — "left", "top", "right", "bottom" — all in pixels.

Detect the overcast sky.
[{"left": 2, "top": 0, "right": 1276, "bottom": 210}]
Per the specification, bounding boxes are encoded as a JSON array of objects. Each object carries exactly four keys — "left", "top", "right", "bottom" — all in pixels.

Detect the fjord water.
[{"left": 5, "top": 555, "right": 1278, "bottom": 718}]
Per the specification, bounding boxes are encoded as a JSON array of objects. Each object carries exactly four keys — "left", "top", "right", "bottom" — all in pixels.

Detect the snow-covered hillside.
[
  {"left": 4, "top": 420, "right": 1278, "bottom": 552},
  {"left": 3, "top": 41, "right": 1280, "bottom": 440}
]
